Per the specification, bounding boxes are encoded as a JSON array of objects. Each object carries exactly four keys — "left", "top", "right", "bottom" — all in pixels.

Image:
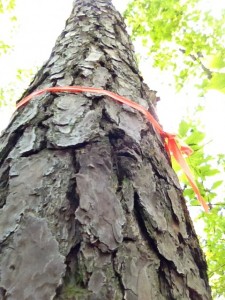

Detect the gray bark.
[{"left": 0, "top": 0, "right": 211, "bottom": 299}]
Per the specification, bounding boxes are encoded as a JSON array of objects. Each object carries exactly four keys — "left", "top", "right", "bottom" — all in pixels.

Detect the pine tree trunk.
[{"left": 0, "top": 0, "right": 211, "bottom": 299}]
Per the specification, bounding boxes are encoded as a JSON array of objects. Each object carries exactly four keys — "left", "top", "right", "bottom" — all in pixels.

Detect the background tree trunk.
[{"left": 0, "top": 0, "right": 211, "bottom": 299}]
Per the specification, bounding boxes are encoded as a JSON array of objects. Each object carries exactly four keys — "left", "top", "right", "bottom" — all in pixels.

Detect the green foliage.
[
  {"left": 173, "top": 117, "right": 225, "bottom": 297},
  {"left": 172, "top": 119, "right": 221, "bottom": 207},
  {"left": 0, "top": 68, "right": 35, "bottom": 107},
  {"left": 0, "top": 0, "right": 16, "bottom": 57},
  {"left": 124, "top": 0, "right": 225, "bottom": 92},
  {"left": 201, "top": 206, "right": 225, "bottom": 298},
  {"left": 202, "top": 51, "right": 225, "bottom": 94},
  {"left": 0, "top": 40, "right": 10, "bottom": 53},
  {"left": 208, "top": 73, "right": 225, "bottom": 94},
  {"left": 208, "top": 53, "right": 225, "bottom": 70},
  {"left": 0, "top": 1, "right": 34, "bottom": 108},
  {"left": 0, "top": 0, "right": 16, "bottom": 13}
]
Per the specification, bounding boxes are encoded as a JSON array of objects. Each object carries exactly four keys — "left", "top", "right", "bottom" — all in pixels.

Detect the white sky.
[{"left": 0, "top": 0, "right": 225, "bottom": 158}]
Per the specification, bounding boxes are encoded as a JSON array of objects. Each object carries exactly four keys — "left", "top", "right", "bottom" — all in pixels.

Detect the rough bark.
[{"left": 0, "top": 0, "right": 211, "bottom": 299}]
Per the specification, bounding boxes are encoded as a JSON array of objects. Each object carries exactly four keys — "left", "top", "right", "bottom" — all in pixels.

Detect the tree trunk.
[{"left": 0, "top": 0, "right": 211, "bottom": 299}]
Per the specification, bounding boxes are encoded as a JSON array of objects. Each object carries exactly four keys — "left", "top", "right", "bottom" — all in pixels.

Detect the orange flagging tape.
[{"left": 16, "top": 86, "right": 209, "bottom": 212}]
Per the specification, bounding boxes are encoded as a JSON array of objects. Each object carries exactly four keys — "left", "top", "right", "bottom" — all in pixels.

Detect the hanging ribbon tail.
[
  {"left": 167, "top": 136, "right": 209, "bottom": 212},
  {"left": 179, "top": 139, "right": 194, "bottom": 156}
]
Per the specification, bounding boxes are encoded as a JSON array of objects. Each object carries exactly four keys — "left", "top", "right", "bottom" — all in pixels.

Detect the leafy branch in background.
[
  {"left": 206, "top": 52, "right": 225, "bottom": 94},
  {"left": 176, "top": 117, "right": 224, "bottom": 207},
  {"left": 203, "top": 153, "right": 225, "bottom": 298},
  {"left": 201, "top": 205, "right": 225, "bottom": 299},
  {"left": 124, "top": 0, "right": 225, "bottom": 92}
]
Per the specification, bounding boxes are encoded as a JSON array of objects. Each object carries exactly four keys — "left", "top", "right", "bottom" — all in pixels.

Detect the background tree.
[{"left": 0, "top": 0, "right": 211, "bottom": 299}]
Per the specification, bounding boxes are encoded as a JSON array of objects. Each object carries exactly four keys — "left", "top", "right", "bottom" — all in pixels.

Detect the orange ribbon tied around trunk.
[{"left": 16, "top": 86, "right": 209, "bottom": 212}]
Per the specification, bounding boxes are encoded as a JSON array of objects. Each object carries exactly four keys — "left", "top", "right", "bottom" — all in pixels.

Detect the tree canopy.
[{"left": 125, "top": 0, "right": 225, "bottom": 94}]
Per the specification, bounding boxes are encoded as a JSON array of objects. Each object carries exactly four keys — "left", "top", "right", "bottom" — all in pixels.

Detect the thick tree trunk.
[{"left": 0, "top": 0, "right": 211, "bottom": 299}]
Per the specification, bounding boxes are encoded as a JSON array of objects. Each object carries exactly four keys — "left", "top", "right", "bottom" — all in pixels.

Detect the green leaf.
[
  {"left": 208, "top": 73, "right": 225, "bottom": 93},
  {"left": 0, "top": 40, "right": 11, "bottom": 54},
  {"left": 209, "top": 53, "right": 225, "bottom": 69},
  {"left": 178, "top": 120, "right": 190, "bottom": 137},
  {"left": 0, "top": 0, "right": 15, "bottom": 13},
  {"left": 185, "top": 130, "right": 205, "bottom": 145},
  {"left": 211, "top": 180, "right": 223, "bottom": 190},
  {"left": 200, "top": 166, "right": 219, "bottom": 177}
]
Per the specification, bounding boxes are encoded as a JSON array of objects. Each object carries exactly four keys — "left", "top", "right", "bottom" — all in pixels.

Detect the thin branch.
[{"left": 179, "top": 48, "right": 213, "bottom": 79}]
